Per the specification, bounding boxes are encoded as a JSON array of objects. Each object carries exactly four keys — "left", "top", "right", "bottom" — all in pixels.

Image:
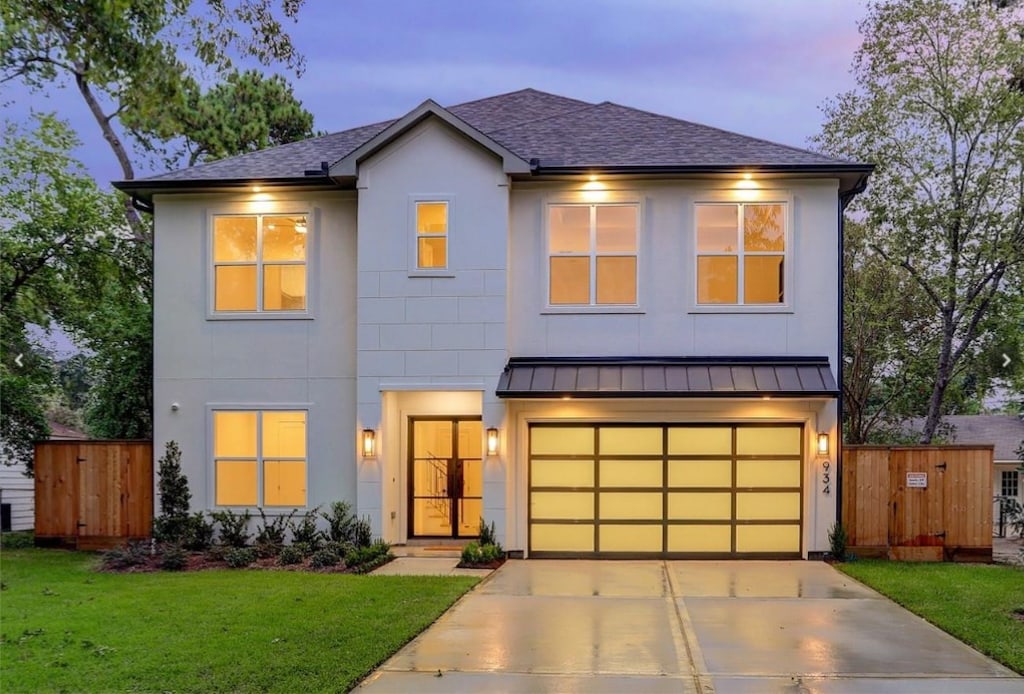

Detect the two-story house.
[{"left": 116, "top": 88, "right": 871, "bottom": 558}]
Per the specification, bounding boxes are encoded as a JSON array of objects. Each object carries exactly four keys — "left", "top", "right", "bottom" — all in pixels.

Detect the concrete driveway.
[{"left": 358, "top": 560, "right": 1023, "bottom": 693}]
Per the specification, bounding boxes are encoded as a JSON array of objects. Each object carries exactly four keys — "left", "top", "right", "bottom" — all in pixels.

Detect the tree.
[
  {"left": 1, "top": 0, "right": 309, "bottom": 232},
  {"left": 817, "top": 0, "right": 1024, "bottom": 442},
  {"left": 0, "top": 114, "right": 126, "bottom": 467}
]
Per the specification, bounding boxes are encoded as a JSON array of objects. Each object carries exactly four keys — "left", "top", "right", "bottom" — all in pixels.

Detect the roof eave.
[
  {"left": 330, "top": 99, "right": 532, "bottom": 177},
  {"left": 112, "top": 176, "right": 345, "bottom": 202}
]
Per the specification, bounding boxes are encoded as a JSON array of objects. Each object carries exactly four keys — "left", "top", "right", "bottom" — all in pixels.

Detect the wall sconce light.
[
  {"left": 362, "top": 429, "right": 376, "bottom": 458},
  {"left": 486, "top": 427, "right": 499, "bottom": 456},
  {"left": 817, "top": 432, "right": 830, "bottom": 456}
]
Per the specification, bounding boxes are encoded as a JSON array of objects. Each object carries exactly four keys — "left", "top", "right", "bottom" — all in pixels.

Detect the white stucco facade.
[{"left": 149, "top": 113, "right": 845, "bottom": 558}]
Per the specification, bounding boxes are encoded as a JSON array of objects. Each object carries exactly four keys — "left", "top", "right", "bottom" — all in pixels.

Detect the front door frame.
[{"left": 407, "top": 415, "right": 482, "bottom": 539}]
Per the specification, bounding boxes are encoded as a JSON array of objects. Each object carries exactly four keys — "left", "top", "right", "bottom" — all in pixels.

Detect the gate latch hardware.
[
  {"left": 936, "top": 462, "right": 947, "bottom": 470},
  {"left": 934, "top": 531, "right": 946, "bottom": 538}
]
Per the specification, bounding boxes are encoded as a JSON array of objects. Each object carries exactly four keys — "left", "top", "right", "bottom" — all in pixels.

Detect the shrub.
[
  {"left": 323, "top": 540, "right": 354, "bottom": 557},
  {"left": 182, "top": 512, "right": 215, "bottom": 551},
  {"left": 461, "top": 540, "right": 504, "bottom": 566},
  {"left": 277, "top": 545, "right": 305, "bottom": 566},
  {"left": 345, "top": 540, "right": 392, "bottom": 574},
  {"left": 828, "top": 522, "right": 848, "bottom": 560},
  {"left": 254, "top": 508, "right": 293, "bottom": 557},
  {"left": 0, "top": 532, "right": 34, "bottom": 549},
  {"left": 352, "top": 516, "right": 373, "bottom": 548},
  {"left": 289, "top": 507, "right": 322, "bottom": 550},
  {"left": 160, "top": 544, "right": 188, "bottom": 571},
  {"left": 322, "top": 501, "right": 357, "bottom": 543},
  {"left": 224, "top": 547, "right": 255, "bottom": 568},
  {"left": 309, "top": 548, "right": 340, "bottom": 569},
  {"left": 212, "top": 509, "right": 251, "bottom": 548},
  {"left": 153, "top": 441, "right": 192, "bottom": 543},
  {"left": 101, "top": 542, "right": 151, "bottom": 571},
  {"left": 478, "top": 518, "right": 498, "bottom": 547},
  {"left": 290, "top": 541, "right": 313, "bottom": 558},
  {"left": 460, "top": 541, "right": 483, "bottom": 565}
]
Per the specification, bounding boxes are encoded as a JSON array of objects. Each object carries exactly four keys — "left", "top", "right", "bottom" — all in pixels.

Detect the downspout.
[{"left": 835, "top": 174, "right": 869, "bottom": 528}]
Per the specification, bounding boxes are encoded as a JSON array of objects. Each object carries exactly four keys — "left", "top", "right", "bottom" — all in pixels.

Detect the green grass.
[
  {"left": 1, "top": 549, "right": 479, "bottom": 692},
  {"left": 838, "top": 560, "right": 1024, "bottom": 674}
]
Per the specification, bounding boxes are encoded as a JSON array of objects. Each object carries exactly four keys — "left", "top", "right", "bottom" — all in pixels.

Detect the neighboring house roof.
[
  {"left": 47, "top": 421, "right": 88, "bottom": 440},
  {"left": 496, "top": 356, "right": 839, "bottom": 399},
  {"left": 908, "top": 415, "right": 1024, "bottom": 462},
  {"left": 115, "top": 88, "right": 872, "bottom": 196}
]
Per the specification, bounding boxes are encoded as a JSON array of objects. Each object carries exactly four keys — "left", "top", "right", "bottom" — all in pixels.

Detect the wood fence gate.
[
  {"left": 842, "top": 445, "right": 992, "bottom": 562},
  {"left": 34, "top": 441, "right": 153, "bottom": 550}
]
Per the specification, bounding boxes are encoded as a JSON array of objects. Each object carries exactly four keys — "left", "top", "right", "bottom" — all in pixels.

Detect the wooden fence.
[
  {"left": 842, "top": 445, "right": 992, "bottom": 562},
  {"left": 35, "top": 441, "right": 153, "bottom": 550}
]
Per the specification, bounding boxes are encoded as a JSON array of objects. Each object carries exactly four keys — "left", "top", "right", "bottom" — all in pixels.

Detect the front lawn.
[
  {"left": 1, "top": 549, "right": 478, "bottom": 692},
  {"left": 838, "top": 560, "right": 1024, "bottom": 674}
]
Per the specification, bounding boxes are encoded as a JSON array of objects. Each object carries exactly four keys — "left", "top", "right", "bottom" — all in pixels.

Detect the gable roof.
[
  {"left": 908, "top": 415, "right": 1024, "bottom": 462},
  {"left": 116, "top": 87, "right": 871, "bottom": 195}
]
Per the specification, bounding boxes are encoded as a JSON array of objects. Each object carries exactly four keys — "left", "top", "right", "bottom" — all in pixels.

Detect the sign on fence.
[{"left": 906, "top": 472, "right": 928, "bottom": 488}]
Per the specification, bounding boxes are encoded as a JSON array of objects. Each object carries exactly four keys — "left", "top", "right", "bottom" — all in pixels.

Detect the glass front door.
[{"left": 409, "top": 418, "right": 482, "bottom": 538}]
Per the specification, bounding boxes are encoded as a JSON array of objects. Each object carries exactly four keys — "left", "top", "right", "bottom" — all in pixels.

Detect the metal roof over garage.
[{"left": 495, "top": 357, "right": 838, "bottom": 398}]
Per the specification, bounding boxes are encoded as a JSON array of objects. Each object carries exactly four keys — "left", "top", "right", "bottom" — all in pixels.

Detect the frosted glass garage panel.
[
  {"left": 531, "top": 427, "right": 594, "bottom": 455},
  {"left": 532, "top": 524, "right": 594, "bottom": 552},
  {"left": 736, "top": 427, "right": 801, "bottom": 455},
  {"left": 599, "top": 492, "right": 662, "bottom": 520},
  {"left": 600, "top": 524, "right": 662, "bottom": 552},
  {"left": 736, "top": 525, "right": 800, "bottom": 553},
  {"left": 532, "top": 492, "right": 594, "bottom": 520},
  {"left": 531, "top": 460, "right": 594, "bottom": 488},
  {"left": 668, "top": 460, "right": 732, "bottom": 488},
  {"left": 599, "top": 427, "right": 662, "bottom": 455},
  {"left": 736, "top": 460, "right": 801, "bottom": 488},
  {"left": 736, "top": 492, "right": 801, "bottom": 521},
  {"left": 668, "top": 525, "right": 731, "bottom": 552},
  {"left": 600, "top": 460, "right": 662, "bottom": 487},
  {"left": 668, "top": 427, "right": 731, "bottom": 455},
  {"left": 667, "top": 493, "right": 732, "bottom": 520}
]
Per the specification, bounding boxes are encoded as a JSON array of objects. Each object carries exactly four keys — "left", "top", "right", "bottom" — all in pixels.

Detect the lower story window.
[
  {"left": 214, "top": 410, "right": 307, "bottom": 506},
  {"left": 1002, "top": 470, "right": 1020, "bottom": 498}
]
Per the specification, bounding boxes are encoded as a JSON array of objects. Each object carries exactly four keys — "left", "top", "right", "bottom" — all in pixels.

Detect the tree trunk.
[{"left": 920, "top": 316, "right": 956, "bottom": 443}]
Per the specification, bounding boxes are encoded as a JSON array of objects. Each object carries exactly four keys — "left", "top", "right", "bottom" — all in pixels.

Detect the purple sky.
[{"left": 3, "top": 0, "right": 869, "bottom": 185}]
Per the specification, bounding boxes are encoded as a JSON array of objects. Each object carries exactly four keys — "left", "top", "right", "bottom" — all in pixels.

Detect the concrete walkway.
[{"left": 358, "top": 560, "right": 1023, "bottom": 693}]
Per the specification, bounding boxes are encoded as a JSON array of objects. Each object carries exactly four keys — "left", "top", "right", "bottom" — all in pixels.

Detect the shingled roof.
[{"left": 121, "top": 88, "right": 869, "bottom": 189}]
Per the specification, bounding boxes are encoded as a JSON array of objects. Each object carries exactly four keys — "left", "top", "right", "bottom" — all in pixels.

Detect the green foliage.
[
  {"left": 254, "top": 508, "right": 293, "bottom": 546},
  {"left": 344, "top": 541, "right": 393, "bottom": 574},
  {"left": 478, "top": 518, "right": 499, "bottom": 548},
  {"left": 309, "top": 548, "right": 340, "bottom": 569},
  {"left": 152, "top": 441, "right": 191, "bottom": 543},
  {"left": 182, "top": 512, "right": 215, "bottom": 552},
  {"left": 0, "top": 532, "right": 35, "bottom": 549},
  {"left": 289, "top": 507, "right": 322, "bottom": 550},
  {"left": 827, "top": 522, "right": 849, "bottom": 560},
  {"left": 276, "top": 544, "right": 304, "bottom": 566},
  {"left": 211, "top": 509, "right": 251, "bottom": 548},
  {"left": 322, "top": 501, "right": 357, "bottom": 543},
  {"left": 223, "top": 547, "right": 256, "bottom": 569},
  {"left": 100, "top": 542, "right": 151, "bottom": 571},
  {"left": 460, "top": 541, "right": 505, "bottom": 566},
  {"left": 816, "top": 0, "right": 1024, "bottom": 441},
  {"left": 160, "top": 544, "right": 188, "bottom": 571}
]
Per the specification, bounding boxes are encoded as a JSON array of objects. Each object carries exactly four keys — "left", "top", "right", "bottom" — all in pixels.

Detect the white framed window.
[
  {"left": 211, "top": 213, "right": 308, "bottom": 314},
  {"left": 1002, "top": 470, "right": 1020, "bottom": 498},
  {"left": 695, "top": 202, "right": 787, "bottom": 306},
  {"left": 547, "top": 203, "right": 639, "bottom": 306},
  {"left": 213, "top": 409, "right": 307, "bottom": 507},
  {"left": 408, "top": 196, "right": 454, "bottom": 276}
]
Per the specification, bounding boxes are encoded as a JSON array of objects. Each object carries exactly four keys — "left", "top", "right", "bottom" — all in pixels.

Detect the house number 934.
[{"left": 822, "top": 461, "right": 831, "bottom": 495}]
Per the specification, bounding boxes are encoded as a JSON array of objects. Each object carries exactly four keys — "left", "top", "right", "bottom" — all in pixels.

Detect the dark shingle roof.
[
  {"left": 130, "top": 87, "right": 866, "bottom": 186},
  {"left": 907, "top": 415, "right": 1024, "bottom": 461}
]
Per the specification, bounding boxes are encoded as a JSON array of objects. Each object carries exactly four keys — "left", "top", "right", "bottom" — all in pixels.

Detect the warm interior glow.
[
  {"left": 486, "top": 427, "right": 499, "bottom": 455},
  {"left": 416, "top": 202, "right": 448, "bottom": 269},
  {"left": 362, "top": 429, "right": 376, "bottom": 458},
  {"left": 696, "top": 202, "right": 785, "bottom": 305},
  {"left": 214, "top": 410, "right": 306, "bottom": 507},
  {"left": 817, "top": 432, "right": 830, "bottom": 456},
  {"left": 213, "top": 214, "right": 307, "bottom": 312}
]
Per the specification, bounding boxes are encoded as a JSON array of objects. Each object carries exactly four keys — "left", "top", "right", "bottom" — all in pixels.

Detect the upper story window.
[
  {"left": 213, "top": 214, "right": 307, "bottom": 313},
  {"left": 214, "top": 409, "right": 307, "bottom": 507},
  {"left": 416, "top": 201, "right": 448, "bottom": 270},
  {"left": 549, "top": 203, "right": 638, "bottom": 306},
  {"left": 696, "top": 203, "right": 786, "bottom": 305}
]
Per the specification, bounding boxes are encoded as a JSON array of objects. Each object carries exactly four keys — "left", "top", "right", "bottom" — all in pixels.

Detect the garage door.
[{"left": 529, "top": 424, "right": 803, "bottom": 557}]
